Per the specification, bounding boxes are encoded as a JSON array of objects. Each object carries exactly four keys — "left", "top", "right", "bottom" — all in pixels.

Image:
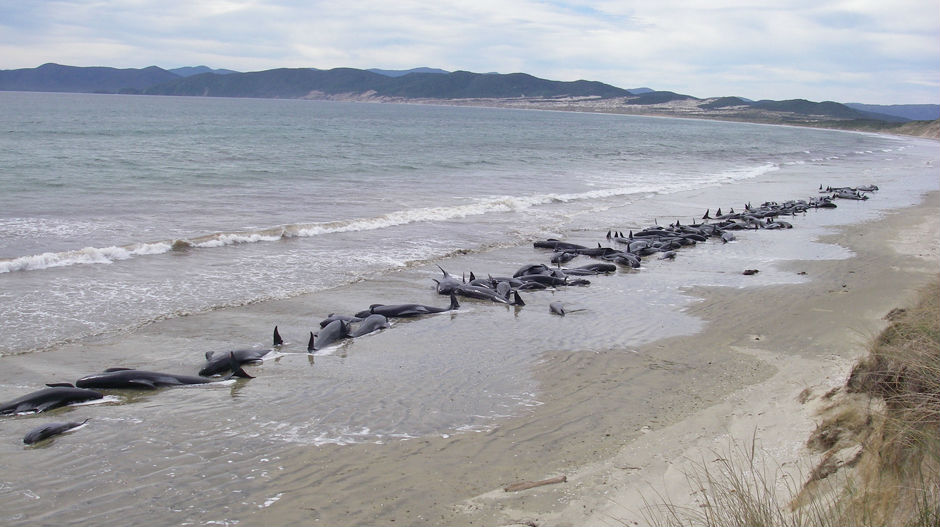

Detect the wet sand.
[
  {"left": 2, "top": 185, "right": 936, "bottom": 526},
  {"left": 454, "top": 191, "right": 940, "bottom": 526},
  {"left": 243, "top": 192, "right": 939, "bottom": 526}
]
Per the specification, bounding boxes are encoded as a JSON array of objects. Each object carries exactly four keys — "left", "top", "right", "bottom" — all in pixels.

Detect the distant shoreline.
[
  {"left": 4, "top": 63, "right": 936, "bottom": 137},
  {"left": 301, "top": 92, "right": 940, "bottom": 140}
]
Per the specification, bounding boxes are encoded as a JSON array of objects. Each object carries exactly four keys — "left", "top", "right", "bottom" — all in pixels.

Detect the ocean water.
[
  {"left": 2, "top": 91, "right": 932, "bottom": 355},
  {"left": 0, "top": 91, "right": 937, "bottom": 525}
]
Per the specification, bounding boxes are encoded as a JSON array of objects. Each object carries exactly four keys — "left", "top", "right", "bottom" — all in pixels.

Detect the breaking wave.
[{"left": 0, "top": 163, "right": 778, "bottom": 274}]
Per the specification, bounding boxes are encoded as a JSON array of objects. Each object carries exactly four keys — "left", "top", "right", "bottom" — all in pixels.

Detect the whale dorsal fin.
[
  {"left": 205, "top": 351, "right": 215, "bottom": 360},
  {"left": 273, "top": 326, "right": 283, "bottom": 347},
  {"left": 512, "top": 290, "right": 526, "bottom": 307}
]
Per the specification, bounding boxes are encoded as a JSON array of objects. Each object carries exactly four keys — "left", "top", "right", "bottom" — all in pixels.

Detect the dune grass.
[{"left": 643, "top": 281, "right": 939, "bottom": 527}]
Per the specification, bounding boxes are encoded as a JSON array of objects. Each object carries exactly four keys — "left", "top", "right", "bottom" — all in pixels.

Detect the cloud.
[{"left": 0, "top": 0, "right": 936, "bottom": 103}]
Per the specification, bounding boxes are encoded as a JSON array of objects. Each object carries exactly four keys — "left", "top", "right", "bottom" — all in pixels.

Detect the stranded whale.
[
  {"left": 1, "top": 386, "right": 103, "bottom": 415},
  {"left": 77, "top": 353, "right": 253, "bottom": 390},
  {"left": 23, "top": 419, "right": 89, "bottom": 445},
  {"left": 199, "top": 326, "right": 283, "bottom": 376},
  {"left": 356, "top": 293, "right": 460, "bottom": 319}
]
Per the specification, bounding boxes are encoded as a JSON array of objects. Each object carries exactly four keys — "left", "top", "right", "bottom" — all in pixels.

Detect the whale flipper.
[{"left": 227, "top": 352, "right": 254, "bottom": 379}]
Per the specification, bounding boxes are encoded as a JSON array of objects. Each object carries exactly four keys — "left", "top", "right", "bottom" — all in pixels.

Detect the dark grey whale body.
[
  {"left": 318, "top": 313, "right": 363, "bottom": 328},
  {"left": 77, "top": 355, "right": 252, "bottom": 390},
  {"left": 432, "top": 265, "right": 465, "bottom": 295},
  {"left": 199, "top": 349, "right": 271, "bottom": 377},
  {"left": 199, "top": 326, "right": 282, "bottom": 376},
  {"left": 357, "top": 293, "right": 459, "bottom": 319},
  {"left": 308, "top": 319, "right": 350, "bottom": 351},
  {"left": 1, "top": 386, "right": 104, "bottom": 415},
  {"left": 23, "top": 419, "right": 89, "bottom": 445},
  {"left": 454, "top": 284, "right": 524, "bottom": 305},
  {"left": 348, "top": 314, "right": 389, "bottom": 338}
]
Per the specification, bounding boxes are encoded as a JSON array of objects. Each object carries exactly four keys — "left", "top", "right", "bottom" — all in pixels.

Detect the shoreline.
[
  {"left": 1, "top": 124, "right": 936, "bottom": 525},
  {"left": 235, "top": 189, "right": 940, "bottom": 526},
  {"left": 300, "top": 93, "right": 940, "bottom": 141},
  {"left": 453, "top": 191, "right": 940, "bottom": 526}
]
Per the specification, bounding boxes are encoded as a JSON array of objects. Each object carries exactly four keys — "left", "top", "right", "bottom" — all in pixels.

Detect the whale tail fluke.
[{"left": 273, "top": 326, "right": 283, "bottom": 347}]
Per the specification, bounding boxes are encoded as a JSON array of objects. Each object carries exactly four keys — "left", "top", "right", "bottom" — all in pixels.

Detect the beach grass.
[{"left": 642, "top": 280, "right": 940, "bottom": 527}]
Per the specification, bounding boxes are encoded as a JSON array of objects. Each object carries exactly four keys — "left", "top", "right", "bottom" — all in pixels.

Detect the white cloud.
[{"left": 0, "top": 0, "right": 936, "bottom": 103}]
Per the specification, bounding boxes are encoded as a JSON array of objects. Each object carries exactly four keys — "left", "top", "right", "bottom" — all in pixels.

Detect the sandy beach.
[
  {"left": 220, "top": 194, "right": 939, "bottom": 526},
  {"left": 449, "top": 190, "right": 940, "bottom": 526},
  {"left": 1, "top": 99, "right": 936, "bottom": 526},
  {"left": 242, "top": 188, "right": 939, "bottom": 526}
]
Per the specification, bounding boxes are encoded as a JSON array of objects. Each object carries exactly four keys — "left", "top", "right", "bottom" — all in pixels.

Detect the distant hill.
[
  {"left": 0, "top": 63, "right": 930, "bottom": 127},
  {"left": 0, "top": 63, "right": 179, "bottom": 93},
  {"left": 690, "top": 97, "right": 907, "bottom": 122},
  {"left": 845, "top": 103, "right": 940, "bottom": 122},
  {"left": 367, "top": 67, "right": 449, "bottom": 77},
  {"left": 169, "top": 66, "right": 239, "bottom": 77},
  {"left": 751, "top": 99, "right": 906, "bottom": 121},
  {"left": 700, "top": 96, "right": 751, "bottom": 109},
  {"left": 625, "top": 90, "right": 696, "bottom": 105},
  {"left": 143, "top": 68, "right": 634, "bottom": 99}
]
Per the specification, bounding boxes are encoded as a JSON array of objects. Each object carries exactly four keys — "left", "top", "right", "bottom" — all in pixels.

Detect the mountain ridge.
[{"left": 0, "top": 63, "right": 931, "bottom": 127}]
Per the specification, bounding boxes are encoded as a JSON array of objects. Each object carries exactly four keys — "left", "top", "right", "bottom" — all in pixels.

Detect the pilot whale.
[
  {"left": 23, "top": 419, "right": 89, "bottom": 445},
  {"left": 199, "top": 326, "right": 283, "bottom": 376},
  {"left": 308, "top": 319, "right": 350, "bottom": 352},
  {"left": 77, "top": 353, "right": 253, "bottom": 390},
  {"left": 1, "top": 386, "right": 104, "bottom": 415},
  {"left": 356, "top": 293, "right": 459, "bottom": 319}
]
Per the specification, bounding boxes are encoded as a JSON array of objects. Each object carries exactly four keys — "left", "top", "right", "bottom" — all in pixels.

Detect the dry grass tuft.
[
  {"left": 641, "top": 281, "right": 939, "bottom": 527},
  {"left": 838, "top": 281, "right": 939, "bottom": 526},
  {"left": 640, "top": 433, "right": 839, "bottom": 527}
]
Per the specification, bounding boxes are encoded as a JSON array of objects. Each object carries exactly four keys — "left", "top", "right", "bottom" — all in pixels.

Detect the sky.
[{"left": 1, "top": 0, "right": 937, "bottom": 104}]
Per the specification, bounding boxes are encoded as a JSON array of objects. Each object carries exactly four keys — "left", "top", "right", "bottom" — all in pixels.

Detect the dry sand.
[{"left": 457, "top": 192, "right": 939, "bottom": 526}]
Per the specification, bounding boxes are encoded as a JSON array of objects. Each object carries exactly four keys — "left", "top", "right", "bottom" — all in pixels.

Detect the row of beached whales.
[{"left": 1, "top": 184, "right": 878, "bottom": 444}]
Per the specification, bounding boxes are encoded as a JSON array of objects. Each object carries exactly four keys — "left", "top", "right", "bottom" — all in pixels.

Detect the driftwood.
[{"left": 503, "top": 475, "right": 567, "bottom": 492}]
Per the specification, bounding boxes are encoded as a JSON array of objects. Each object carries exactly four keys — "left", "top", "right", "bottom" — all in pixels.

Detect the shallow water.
[{"left": 0, "top": 93, "right": 938, "bottom": 525}]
